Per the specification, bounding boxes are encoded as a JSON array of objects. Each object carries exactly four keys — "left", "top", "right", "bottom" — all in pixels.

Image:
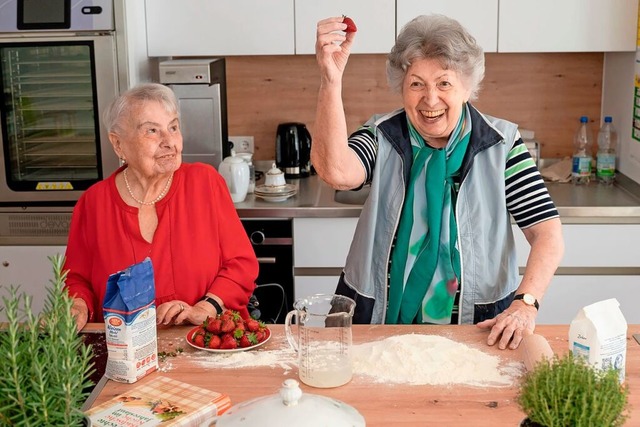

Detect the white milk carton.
[
  {"left": 569, "top": 298, "right": 627, "bottom": 382},
  {"left": 103, "top": 257, "right": 158, "bottom": 383}
]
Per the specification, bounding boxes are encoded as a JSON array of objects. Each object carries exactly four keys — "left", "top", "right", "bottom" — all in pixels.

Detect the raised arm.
[{"left": 311, "top": 16, "right": 366, "bottom": 190}]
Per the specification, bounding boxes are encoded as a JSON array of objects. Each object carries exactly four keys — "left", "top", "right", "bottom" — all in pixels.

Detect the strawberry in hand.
[{"left": 342, "top": 15, "right": 357, "bottom": 33}]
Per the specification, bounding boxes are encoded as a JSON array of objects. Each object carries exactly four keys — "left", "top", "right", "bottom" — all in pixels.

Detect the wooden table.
[{"left": 84, "top": 324, "right": 640, "bottom": 426}]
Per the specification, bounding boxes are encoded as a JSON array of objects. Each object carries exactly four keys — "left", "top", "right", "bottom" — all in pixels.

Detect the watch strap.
[
  {"left": 513, "top": 293, "right": 539, "bottom": 310},
  {"left": 200, "top": 296, "right": 223, "bottom": 315}
]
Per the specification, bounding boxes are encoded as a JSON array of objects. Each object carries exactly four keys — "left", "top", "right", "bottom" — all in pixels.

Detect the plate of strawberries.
[{"left": 186, "top": 309, "right": 270, "bottom": 353}]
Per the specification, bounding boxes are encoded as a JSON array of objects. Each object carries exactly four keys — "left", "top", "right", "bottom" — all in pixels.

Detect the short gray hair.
[
  {"left": 103, "top": 83, "right": 179, "bottom": 134},
  {"left": 387, "top": 14, "right": 485, "bottom": 100}
]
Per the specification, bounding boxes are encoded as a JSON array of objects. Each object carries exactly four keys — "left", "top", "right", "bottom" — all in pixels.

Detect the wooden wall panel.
[{"left": 225, "top": 53, "right": 603, "bottom": 161}]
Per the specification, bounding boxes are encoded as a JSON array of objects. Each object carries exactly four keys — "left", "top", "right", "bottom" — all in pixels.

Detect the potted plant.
[
  {"left": 517, "top": 351, "right": 629, "bottom": 427},
  {"left": 0, "top": 254, "right": 94, "bottom": 426}
]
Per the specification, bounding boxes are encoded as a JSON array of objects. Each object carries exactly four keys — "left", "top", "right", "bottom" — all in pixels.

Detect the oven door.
[{"left": 0, "top": 34, "right": 119, "bottom": 205}]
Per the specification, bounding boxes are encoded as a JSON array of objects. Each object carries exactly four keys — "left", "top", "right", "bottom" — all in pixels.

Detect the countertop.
[
  {"left": 237, "top": 171, "right": 640, "bottom": 223},
  {"left": 83, "top": 324, "right": 640, "bottom": 426}
]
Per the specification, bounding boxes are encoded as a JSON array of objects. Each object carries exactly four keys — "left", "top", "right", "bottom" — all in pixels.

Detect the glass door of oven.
[{"left": 0, "top": 35, "right": 119, "bottom": 204}]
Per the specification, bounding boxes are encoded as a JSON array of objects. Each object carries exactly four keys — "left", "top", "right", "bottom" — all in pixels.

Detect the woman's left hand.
[
  {"left": 156, "top": 301, "right": 211, "bottom": 326},
  {"left": 476, "top": 304, "right": 537, "bottom": 350}
]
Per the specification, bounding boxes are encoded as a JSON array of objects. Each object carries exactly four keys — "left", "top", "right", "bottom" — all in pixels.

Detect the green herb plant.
[
  {"left": 0, "top": 254, "right": 94, "bottom": 426},
  {"left": 518, "top": 351, "right": 629, "bottom": 427}
]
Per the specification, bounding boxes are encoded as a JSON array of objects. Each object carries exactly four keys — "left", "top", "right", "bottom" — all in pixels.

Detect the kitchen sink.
[{"left": 334, "top": 186, "right": 371, "bottom": 205}]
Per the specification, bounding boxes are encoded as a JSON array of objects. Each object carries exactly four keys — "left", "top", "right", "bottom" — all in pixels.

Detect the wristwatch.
[
  {"left": 513, "top": 293, "right": 539, "bottom": 310},
  {"left": 200, "top": 296, "right": 223, "bottom": 315}
]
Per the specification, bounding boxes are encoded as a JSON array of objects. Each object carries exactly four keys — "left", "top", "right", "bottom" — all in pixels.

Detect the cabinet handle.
[{"left": 257, "top": 257, "right": 277, "bottom": 264}]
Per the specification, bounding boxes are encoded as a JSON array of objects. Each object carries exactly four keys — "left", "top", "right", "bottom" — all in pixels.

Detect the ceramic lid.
[
  {"left": 215, "top": 379, "right": 365, "bottom": 427},
  {"left": 223, "top": 150, "right": 245, "bottom": 164},
  {"left": 266, "top": 163, "right": 284, "bottom": 175}
]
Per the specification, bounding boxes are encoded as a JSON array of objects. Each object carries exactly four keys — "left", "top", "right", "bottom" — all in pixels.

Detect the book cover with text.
[{"left": 85, "top": 376, "right": 231, "bottom": 426}]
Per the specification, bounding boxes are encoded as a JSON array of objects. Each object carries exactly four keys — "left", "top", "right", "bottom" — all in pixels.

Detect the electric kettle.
[{"left": 275, "top": 123, "right": 312, "bottom": 178}]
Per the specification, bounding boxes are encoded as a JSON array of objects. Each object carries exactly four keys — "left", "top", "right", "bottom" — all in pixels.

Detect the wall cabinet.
[
  {"left": 513, "top": 224, "right": 640, "bottom": 324},
  {"left": 144, "top": 0, "right": 294, "bottom": 56},
  {"left": 498, "top": 0, "right": 638, "bottom": 52},
  {"left": 0, "top": 246, "right": 66, "bottom": 320},
  {"left": 294, "top": 0, "right": 395, "bottom": 55},
  {"left": 396, "top": 0, "right": 499, "bottom": 53}
]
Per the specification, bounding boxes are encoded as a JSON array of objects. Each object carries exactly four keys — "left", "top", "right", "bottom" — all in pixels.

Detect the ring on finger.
[{"left": 178, "top": 303, "right": 184, "bottom": 313}]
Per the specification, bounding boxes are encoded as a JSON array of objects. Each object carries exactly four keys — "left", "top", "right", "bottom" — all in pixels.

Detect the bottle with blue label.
[
  {"left": 596, "top": 116, "right": 617, "bottom": 185},
  {"left": 571, "top": 116, "right": 594, "bottom": 185}
]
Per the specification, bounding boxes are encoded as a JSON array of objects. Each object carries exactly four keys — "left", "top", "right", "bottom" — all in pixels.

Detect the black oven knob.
[{"left": 249, "top": 230, "right": 265, "bottom": 245}]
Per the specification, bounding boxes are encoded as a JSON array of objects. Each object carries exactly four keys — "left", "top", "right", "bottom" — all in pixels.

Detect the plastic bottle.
[
  {"left": 596, "top": 116, "right": 618, "bottom": 185},
  {"left": 571, "top": 116, "right": 594, "bottom": 185}
]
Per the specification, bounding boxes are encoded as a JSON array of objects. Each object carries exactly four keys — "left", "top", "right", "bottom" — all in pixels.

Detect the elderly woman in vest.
[{"left": 312, "top": 14, "right": 564, "bottom": 350}]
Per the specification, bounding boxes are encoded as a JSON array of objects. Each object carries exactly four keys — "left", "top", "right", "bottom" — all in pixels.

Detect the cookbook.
[{"left": 85, "top": 376, "right": 231, "bottom": 426}]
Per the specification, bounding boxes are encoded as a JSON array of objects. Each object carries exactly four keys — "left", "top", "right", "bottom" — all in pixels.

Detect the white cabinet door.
[
  {"left": 294, "top": 0, "right": 396, "bottom": 54},
  {"left": 513, "top": 224, "right": 640, "bottom": 267},
  {"left": 396, "top": 0, "right": 499, "bottom": 53},
  {"left": 536, "top": 276, "right": 640, "bottom": 324},
  {"left": 293, "top": 218, "right": 358, "bottom": 268},
  {"left": 498, "top": 0, "right": 638, "bottom": 52},
  {"left": 145, "top": 0, "right": 295, "bottom": 56},
  {"left": 294, "top": 276, "right": 340, "bottom": 302},
  {"left": 0, "top": 246, "right": 66, "bottom": 320}
]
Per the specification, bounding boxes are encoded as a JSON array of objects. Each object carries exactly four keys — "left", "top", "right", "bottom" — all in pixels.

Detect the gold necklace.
[{"left": 123, "top": 168, "right": 174, "bottom": 206}]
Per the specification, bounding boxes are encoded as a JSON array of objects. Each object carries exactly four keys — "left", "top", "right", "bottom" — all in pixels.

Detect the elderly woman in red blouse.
[{"left": 65, "top": 83, "right": 258, "bottom": 330}]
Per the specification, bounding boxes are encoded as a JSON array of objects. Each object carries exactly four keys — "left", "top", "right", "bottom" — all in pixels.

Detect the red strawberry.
[
  {"left": 220, "top": 334, "right": 238, "bottom": 350},
  {"left": 239, "top": 333, "right": 257, "bottom": 348},
  {"left": 206, "top": 318, "right": 222, "bottom": 334},
  {"left": 220, "top": 318, "right": 236, "bottom": 334},
  {"left": 342, "top": 16, "right": 357, "bottom": 33},
  {"left": 208, "top": 335, "right": 221, "bottom": 349},
  {"left": 255, "top": 328, "right": 268, "bottom": 343},
  {"left": 193, "top": 333, "right": 205, "bottom": 348},
  {"left": 245, "top": 318, "right": 260, "bottom": 332}
]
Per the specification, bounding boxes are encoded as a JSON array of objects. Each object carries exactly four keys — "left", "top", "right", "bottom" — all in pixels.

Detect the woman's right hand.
[
  {"left": 71, "top": 297, "right": 89, "bottom": 331},
  {"left": 315, "top": 17, "right": 355, "bottom": 84}
]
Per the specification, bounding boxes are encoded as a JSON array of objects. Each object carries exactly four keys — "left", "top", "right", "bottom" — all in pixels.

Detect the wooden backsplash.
[{"left": 225, "top": 53, "right": 603, "bottom": 161}]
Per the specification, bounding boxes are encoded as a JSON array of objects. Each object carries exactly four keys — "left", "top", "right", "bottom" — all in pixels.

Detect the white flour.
[
  {"left": 352, "top": 334, "right": 521, "bottom": 386},
  {"left": 158, "top": 334, "right": 521, "bottom": 386}
]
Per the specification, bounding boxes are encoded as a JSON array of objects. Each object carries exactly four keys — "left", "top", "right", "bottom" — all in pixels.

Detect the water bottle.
[
  {"left": 596, "top": 116, "right": 617, "bottom": 185},
  {"left": 571, "top": 116, "right": 594, "bottom": 185}
]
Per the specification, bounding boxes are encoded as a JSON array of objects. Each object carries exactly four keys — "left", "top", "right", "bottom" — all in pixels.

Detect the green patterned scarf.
[{"left": 387, "top": 104, "right": 471, "bottom": 324}]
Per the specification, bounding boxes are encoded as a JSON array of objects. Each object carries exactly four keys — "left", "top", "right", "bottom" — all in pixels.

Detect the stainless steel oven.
[{"left": 0, "top": 0, "right": 119, "bottom": 207}]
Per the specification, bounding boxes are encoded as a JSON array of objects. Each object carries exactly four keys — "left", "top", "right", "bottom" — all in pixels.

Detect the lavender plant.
[{"left": 0, "top": 254, "right": 94, "bottom": 426}]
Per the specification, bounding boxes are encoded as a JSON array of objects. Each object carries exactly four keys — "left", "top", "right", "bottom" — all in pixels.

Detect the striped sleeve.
[
  {"left": 505, "top": 138, "right": 559, "bottom": 228},
  {"left": 347, "top": 127, "right": 378, "bottom": 185}
]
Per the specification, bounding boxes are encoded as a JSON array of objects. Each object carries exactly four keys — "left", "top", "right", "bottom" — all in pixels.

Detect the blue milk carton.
[{"left": 103, "top": 257, "right": 158, "bottom": 383}]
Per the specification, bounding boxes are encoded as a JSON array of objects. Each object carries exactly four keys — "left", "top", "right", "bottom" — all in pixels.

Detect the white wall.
[{"left": 603, "top": 52, "right": 640, "bottom": 184}]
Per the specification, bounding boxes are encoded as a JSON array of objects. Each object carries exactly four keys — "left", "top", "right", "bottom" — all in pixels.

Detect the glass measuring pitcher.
[{"left": 285, "top": 294, "right": 356, "bottom": 388}]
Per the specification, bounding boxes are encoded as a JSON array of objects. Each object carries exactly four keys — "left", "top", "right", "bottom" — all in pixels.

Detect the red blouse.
[{"left": 64, "top": 162, "right": 258, "bottom": 321}]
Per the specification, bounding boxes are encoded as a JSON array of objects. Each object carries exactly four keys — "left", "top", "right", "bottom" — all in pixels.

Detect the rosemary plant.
[
  {"left": 0, "top": 254, "right": 94, "bottom": 426},
  {"left": 518, "top": 351, "right": 628, "bottom": 427}
]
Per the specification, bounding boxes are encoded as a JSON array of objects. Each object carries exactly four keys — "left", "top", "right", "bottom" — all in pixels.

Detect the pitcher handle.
[{"left": 284, "top": 309, "right": 298, "bottom": 351}]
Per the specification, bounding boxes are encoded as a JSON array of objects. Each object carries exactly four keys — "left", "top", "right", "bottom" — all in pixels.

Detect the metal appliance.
[
  {"left": 159, "top": 58, "right": 229, "bottom": 169},
  {"left": 0, "top": 0, "right": 120, "bottom": 243},
  {"left": 242, "top": 219, "right": 293, "bottom": 324},
  {"left": 275, "top": 122, "right": 312, "bottom": 178}
]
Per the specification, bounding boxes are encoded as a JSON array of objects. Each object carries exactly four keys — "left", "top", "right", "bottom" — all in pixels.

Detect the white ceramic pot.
[
  {"left": 219, "top": 152, "right": 250, "bottom": 203},
  {"left": 215, "top": 379, "right": 365, "bottom": 427}
]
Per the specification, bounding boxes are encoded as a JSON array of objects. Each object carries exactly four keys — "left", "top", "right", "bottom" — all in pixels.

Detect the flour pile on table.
[
  {"left": 190, "top": 347, "right": 297, "bottom": 372},
  {"left": 352, "top": 334, "right": 521, "bottom": 386}
]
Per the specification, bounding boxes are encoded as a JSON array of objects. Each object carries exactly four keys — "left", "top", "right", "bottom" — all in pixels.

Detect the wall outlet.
[{"left": 229, "top": 136, "right": 254, "bottom": 154}]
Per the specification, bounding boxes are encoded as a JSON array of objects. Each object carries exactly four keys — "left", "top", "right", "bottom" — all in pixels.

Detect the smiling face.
[
  {"left": 110, "top": 100, "right": 183, "bottom": 178},
  {"left": 402, "top": 58, "right": 472, "bottom": 148}
]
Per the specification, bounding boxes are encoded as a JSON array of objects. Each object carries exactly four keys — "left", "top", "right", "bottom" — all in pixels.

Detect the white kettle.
[{"left": 219, "top": 151, "right": 250, "bottom": 203}]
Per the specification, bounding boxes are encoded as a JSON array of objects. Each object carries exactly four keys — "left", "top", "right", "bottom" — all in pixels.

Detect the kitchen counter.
[
  {"left": 83, "top": 323, "right": 640, "bottom": 426},
  {"left": 237, "top": 171, "right": 640, "bottom": 223}
]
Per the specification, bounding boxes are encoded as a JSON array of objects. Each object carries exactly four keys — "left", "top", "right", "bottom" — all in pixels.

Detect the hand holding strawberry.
[{"left": 342, "top": 16, "right": 357, "bottom": 33}]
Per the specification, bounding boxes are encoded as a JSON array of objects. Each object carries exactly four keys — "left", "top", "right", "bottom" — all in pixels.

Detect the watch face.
[{"left": 523, "top": 294, "right": 535, "bottom": 305}]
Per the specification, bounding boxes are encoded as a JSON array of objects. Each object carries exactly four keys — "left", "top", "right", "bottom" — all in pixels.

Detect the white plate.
[
  {"left": 185, "top": 326, "right": 271, "bottom": 353},
  {"left": 255, "top": 193, "right": 296, "bottom": 203},
  {"left": 254, "top": 184, "right": 297, "bottom": 195}
]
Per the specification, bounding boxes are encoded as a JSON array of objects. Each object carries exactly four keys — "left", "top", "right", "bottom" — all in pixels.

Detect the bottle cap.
[{"left": 604, "top": 116, "right": 612, "bottom": 123}]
